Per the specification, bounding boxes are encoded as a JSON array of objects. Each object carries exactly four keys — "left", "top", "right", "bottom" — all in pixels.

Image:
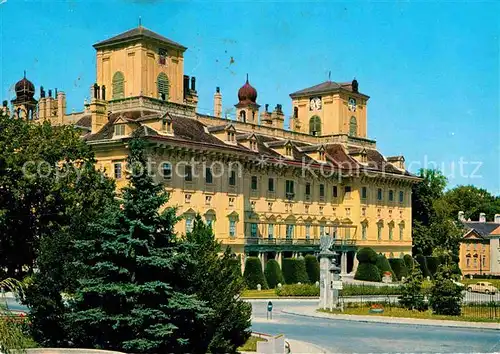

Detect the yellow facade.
[{"left": 8, "top": 25, "right": 420, "bottom": 273}]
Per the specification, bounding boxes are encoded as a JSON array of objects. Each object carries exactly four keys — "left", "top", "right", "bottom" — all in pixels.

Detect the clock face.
[
  {"left": 309, "top": 97, "right": 322, "bottom": 111},
  {"left": 348, "top": 97, "right": 357, "bottom": 112}
]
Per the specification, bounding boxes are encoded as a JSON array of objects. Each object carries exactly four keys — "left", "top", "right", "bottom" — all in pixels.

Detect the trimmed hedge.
[
  {"left": 264, "top": 259, "right": 284, "bottom": 289},
  {"left": 403, "top": 254, "right": 414, "bottom": 269},
  {"left": 354, "top": 263, "right": 382, "bottom": 282},
  {"left": 389, "top": 258, "right": 408, "bottom": 280},
  {"left": 425, "top": 256, "right": 440, "bottom": 276},
  {"left": 415, "top": 254, "right": 432, "bottom": 279},
  {"left": 282, "top": 258, "right": 309, "bottom": 284},
  {"left": 276, "top": 284, "right": 319, "bottom": 297},
  {"left": 228, "top": 256, "right": 242, "bottom": 276},
  {"left": 304, "top": 255, "right": 320, "bottom": 283},
  {"left": 243, "top": 257, "right": 268, "bottom": 290},
  {"left": 356, "top": 247, "right": 378, "bottom": 264},
  {"left": 375, "top": 254, "right": 396, "bottom": 280}
]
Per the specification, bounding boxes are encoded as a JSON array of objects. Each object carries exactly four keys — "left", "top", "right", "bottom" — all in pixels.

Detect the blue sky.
[{"left": 1, "top": 1, "right": 499, "bottom": 194}]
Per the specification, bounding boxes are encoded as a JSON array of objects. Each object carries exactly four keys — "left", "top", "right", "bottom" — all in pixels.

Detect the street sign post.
[{"left": 267, "top": 300, "right": 273, "bottom": 320}]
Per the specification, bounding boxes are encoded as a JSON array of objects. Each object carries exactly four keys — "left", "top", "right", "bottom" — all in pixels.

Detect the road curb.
[{"left": 281, "top": 309, "right": 500, "bottom": 331}]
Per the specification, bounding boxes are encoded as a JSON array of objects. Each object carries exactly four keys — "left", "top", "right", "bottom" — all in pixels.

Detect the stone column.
[
  {"left": 341, "top": 252, "right": 347, "bottom": 275},
  {"left": 259, "top": 252, "right": 265, "bottom": 270},
  {"left": 276, "top": 252, "right": 282, "bottom": 268},
  {"left": 352, "top": 252, "right": 359, "bottom": 274}
]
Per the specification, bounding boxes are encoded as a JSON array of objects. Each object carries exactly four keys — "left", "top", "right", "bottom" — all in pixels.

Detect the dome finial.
[
  {"left": 24, "top": 70, "right": 26, "bottom": 79},
  {"left": 246, "top": 73, "right": 249, "bottom": 83},
  {"left": 138, "top": 16, "right": 142, "bottom": 27}
]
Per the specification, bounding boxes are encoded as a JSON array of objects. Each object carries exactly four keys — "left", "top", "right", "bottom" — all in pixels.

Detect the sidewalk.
[
  {"left": 282, "top": 306, "right": 500, "bottom": 330},
  {"left": 287, "top": 339, "right": 328, "bottom": 354}
]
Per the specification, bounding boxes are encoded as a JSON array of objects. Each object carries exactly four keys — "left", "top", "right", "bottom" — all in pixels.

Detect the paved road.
[{"left": 250, "top": 300, "right": 500, "bottom": 353}]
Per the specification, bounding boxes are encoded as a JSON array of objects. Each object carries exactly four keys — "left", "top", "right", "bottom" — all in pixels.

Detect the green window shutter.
[
  {"left": 309, "top": 115, "right": 321, "bottom": 136},
  {"left": 112, "top": 72, "right": 125, "bottom": 99},
  {"left": 157, "top": 72, "right": 169, "bottom": 100},
  {"left": 349, "top": 116, "right": 357, "bottom": 137}
]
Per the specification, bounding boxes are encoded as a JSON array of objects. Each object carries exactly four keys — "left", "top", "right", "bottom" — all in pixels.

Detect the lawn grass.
[
  {"left": 319, "top": 305, "right": 500, "bottom": 323},
  {"left": 237, "top": 335, "right": 266, "bottom": 352},
  {"left": 241, "top": 289, "right": 277, "bottom": 298}
]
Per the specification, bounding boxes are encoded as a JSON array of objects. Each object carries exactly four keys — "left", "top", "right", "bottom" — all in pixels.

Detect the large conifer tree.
[{"left": 68, "top": 137, "right": 209, "bottom": 353}]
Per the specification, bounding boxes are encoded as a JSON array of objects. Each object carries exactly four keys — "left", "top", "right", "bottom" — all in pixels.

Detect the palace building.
[{"left": 5, "top": 25, "right": 420, "bottom": 274}]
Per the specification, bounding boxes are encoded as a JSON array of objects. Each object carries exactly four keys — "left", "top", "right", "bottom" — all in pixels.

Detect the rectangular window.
[
  {"left": 389, "top": 190, "right": 394, "bottom": 202},
  {"left": 344, "top": 186, "right": 351, "bottom": 199},
  {"left": 114, "top": 124, "right": 126, "bottom": 136},
  {"left": 377, "top": 225, "right": 382, "bottom": 240},
  {"left": 162, "top": 163, "right": 172, "bottom": 180},
  {"left": 286, "top": 224, "right": 294, "bottom": 239},
  {"left": 268, "top": 178, "right": 275, "bottom": 192},
  {"left": 184, "top": 165, "right": 192, "bottom": 182},
  {"left": 345, "top": 228, "right": 351, "bottom": 239},
  {"left": 114, "top": 163, "right": 122, "bottom": 179},
  {"left": 333, "top": 186, "right": 338, "bottom": 198},
  {"left": 305, "top": 183, "right": 311, "bottom": 196},
  {"left": 466, "top": 258, "right": 470, "bottom": 267},
  {"left": 399, "top": 226, "right": 404, "bottom": 240},
  {"left": 250, "top": 223, "right": 258, "bottom": 238},
  {"left": 251, "top": 176, "right": 258, "bottom": 190},
  {"left": 362, "top": 224, "right": 367, "bottom": 240},
  {"left": 205, "top": 167, "right": 213, "bottom": 184},
  {"left": 320, "top": 225, "right": 325, "bottom": 237},
  {"left": 319, "top": 184, "right": 325, "bottom": 198},
  {"left": 229, "top": 220, "right": 236, "bottom": 238},
  {"left": 186, "top": 217, "right": 193, "bottom": 233},
  {"left": 285, "top": 180, "right": 295, "bottom": 195},
  {"left": 361, "top": 186, "right": 367, "bottom": 199},
  {"left": 305, "top": 224, "right": 311, "bottom": 239},
  {"left": 399, "top": 191, "right": 404, "bottom": 203},
  {"left": 377, "top": 188, "right": 383, "bottom": 201},
  {"left": 389, "top": 226, "right": 393, "bottom": 240},
  {"left": 229, "top": 171, "right": 236, "bottom": 186},
  {"left": 268, "top": 224, "right": 274, "bottom": 239}
]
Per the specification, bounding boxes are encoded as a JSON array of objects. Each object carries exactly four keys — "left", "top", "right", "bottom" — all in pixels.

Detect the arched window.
[
  {"left": 157, "top": 72, "right": 169, "bottom": 100},
  {"left": 309, "top": 115, "right": 321, "bottom": 136},
  {"left": 112, "top": 72, "right": 125, "bottom": 99},
  {"left": 239, "top": 110, "right": 246, "bottom": 122},
  {"left": 349, "top": 116, "right": 357, "bottom": 137}
]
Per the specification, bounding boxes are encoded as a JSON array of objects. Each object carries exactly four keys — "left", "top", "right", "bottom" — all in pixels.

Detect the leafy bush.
[
  {"left": 264, "top": 259, "right": 284, "bottom": 289},
  {"left": 354, "top": 263, "right": 381, "bottom": 282},
  {"left": 425, "top": 256, "right": 440, "bottom": 276},
  {"left": 356, "top": 248, "right": 378, "bottom": 264},
  {"left": 389, "top": 258, "right": 408, "bottom": 280},
  {"left": 429, "top": 264, "right": 464, "bottom": 316},
  {"left": 304, "top": 255, "right": 320, "bottom": 283},
  {"left": 228, "top": 256, "right": 242, "bottom": 276},
  {"left": 415, "top": 254, "right": 431, "bottom": 279},
  {"left": 375, "top": 254, "right": 396, "bottom": 280},
  {"left": 403, "top": 254, "right": 414, "bottom": 269},
  {"left": 243, "top": 257, "right": 268, "bottom": 290},
  {"left": 276, "top": 284, "right": 319, "bottom": 297},
  {"left": 399, "top": 261, "right": 427, "bottom": 311},
  {"left": 282, "top": 258, "right": 309, "bottom": 284}
]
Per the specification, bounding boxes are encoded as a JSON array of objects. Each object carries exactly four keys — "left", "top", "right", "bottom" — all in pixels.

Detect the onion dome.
[
  {"left": 237, "top": 75, "right": 257, "bottom": 104},
  {"left": 15, "top": 72, "right": 35, "bottom": 99}
]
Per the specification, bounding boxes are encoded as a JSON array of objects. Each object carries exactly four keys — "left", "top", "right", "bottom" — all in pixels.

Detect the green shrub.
[
  {"left": 304, "top": 255, "right": 320, "bottom": 283},
  {"left": 282, "top": 258, "right": 309, "bottom": 284},
  {"left": 228, "top": 256, "right": 242, "bottom": 276},
  {"left": 264, "top": 259, "right": 284, "bottom": 289},
  {"left": 399, "top": 261, "right": 427, "bottom": 311},
  {"left": 276, "top": 284, "right": 319, "bottom": 297},
  {"left": 426, "top": 256, "right": 440, "bottom": 276},
  {"left": 403, "top": 254, "right": 414, "bottom": 269},
  {"left": 356, "top": 247, "right": 378, "bottom": 264},
  {"left": 429, "top": 264, "right": 464, "bottom": 316},
  {"left": 243, "top": 257, "right": 268, "bottom": 290},
  {"left": 388, "top": 258, "right": 408, "bottom": 280},
  {"left": 354, "top": 263, "right": 381, "bottom": 282},
  {"left": 375, "top": 254, "right": 396, "bottom": 280},
  {"left": 415, "top": 255, "right": 431, "bottom": 279}
]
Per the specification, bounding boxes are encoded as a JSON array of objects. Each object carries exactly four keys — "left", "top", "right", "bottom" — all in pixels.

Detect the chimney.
[
  {"left": 271, "top": 103, "right": 285, "bottom": 129},
  {"left": 479, "top": 212, "right": 486, "bottom": 223},
  {"left": 214, "top": 87, "right": 222, "bottom": 118},
  {"left": 90, "top": 84, "right": 107, "bottom": 134},
  {"left": 191, "top": 77, "right": 196, "bottom": 92},
  {"left": 57, "top": 91, "right": 66, "bottom": 124},
  {"left": 458, "top": 211, "right": 465, "bottom": 222},
  {"left": 183, "top": 75, "right": 189, "bottom": 100},
  {"left": 45, "top": 90, "right": 53, "bottom": 118},
  {"left": 495, "top": 214, "right": 500, "bottom": 224}
]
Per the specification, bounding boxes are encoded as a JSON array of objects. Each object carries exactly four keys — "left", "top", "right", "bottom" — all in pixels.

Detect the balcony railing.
[{"left": 245, "top": 238, "right": 356, "bottom": 247}]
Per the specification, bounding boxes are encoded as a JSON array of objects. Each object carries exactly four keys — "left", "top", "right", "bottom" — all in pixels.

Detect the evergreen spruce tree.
[
  {"left": 185, "top": 215, "right": 251, "bottom": 353},
  {"left": 67, "top": 137, "right": 210, "bottom": 353},
  {"left": 398, "top": 259, "right": 427, "bottom": 311},
  {"left": 429, "top": 257, "right": 464, "bottom": 316}
]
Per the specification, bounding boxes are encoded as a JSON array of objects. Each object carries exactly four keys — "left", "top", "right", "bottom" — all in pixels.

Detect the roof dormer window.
[
  {"left": 285, "top": 145, "right": 293, "bottom": 157},
  {"left": 114, "top": 124, "right": 126, "bottom": 137},
  {"left": 227, "top": 131, "right": 235, "bottom": 142}
]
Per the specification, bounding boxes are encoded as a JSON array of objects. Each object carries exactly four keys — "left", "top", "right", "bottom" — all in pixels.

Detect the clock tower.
[{"left": 289, "top": 79, "right": 369, "bottom": 138}]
